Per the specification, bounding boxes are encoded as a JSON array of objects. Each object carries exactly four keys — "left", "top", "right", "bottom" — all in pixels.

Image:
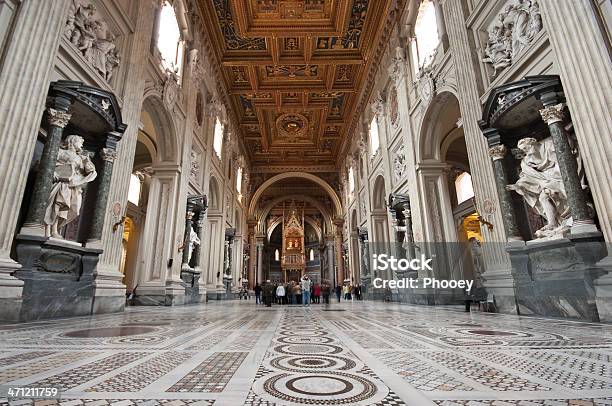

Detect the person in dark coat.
[
  {"left": 254, "top": 284, "right": 262, "bottom": 304},
  {"left": 335, "top": 285, "right": 342, "bottom": 302},
  {"left": 263, "top": 280, "right": 275, "bottom": 307}
]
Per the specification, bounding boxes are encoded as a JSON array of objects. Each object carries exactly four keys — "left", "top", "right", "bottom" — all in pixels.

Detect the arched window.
[
  {"left": 128, "top": 173, "right": 142, "bottom": 205},
  {"left": 455, "top": 172, "right": 475, "bottom": 204},
  {"left": 213, "top": 118, "right": 223, "bottom": 159},
  {"left": 157, "top": 1, "right": 185, "bottom": 74},
  {"left": 411, "top": 0, "right": 439, "bottom": 71},
  {"left": 309, "top": 249, "right": 315, "bottom": 261},
  {"left": 348, "top": 167, "right": 355, "bottom": 196},
  {"left": 236, "top": 167, "right": 243, "bottom": 194},
  {"left": 275, "top": 249, "right": 280, "bottom": 261},
  {"left": 369, "top": 117, "right": 380, "bottom": 157}
]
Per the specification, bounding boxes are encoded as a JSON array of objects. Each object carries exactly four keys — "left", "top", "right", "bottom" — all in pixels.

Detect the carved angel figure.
[
  {"left": 506, "top": 137, "right": 571, "bottom": 238},
  {"left": 44, "top": 135, "right": 97, "bottom": 239}
]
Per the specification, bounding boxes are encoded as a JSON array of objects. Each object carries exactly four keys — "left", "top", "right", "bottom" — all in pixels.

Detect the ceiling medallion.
[{"left": 277, "top": 113, "right": 309, "bottom": 138}]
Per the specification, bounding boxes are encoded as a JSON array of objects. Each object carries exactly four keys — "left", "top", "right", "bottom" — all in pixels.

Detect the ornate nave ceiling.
[{"left": 197, "top": 0, "right": 393, "bottom": 173}]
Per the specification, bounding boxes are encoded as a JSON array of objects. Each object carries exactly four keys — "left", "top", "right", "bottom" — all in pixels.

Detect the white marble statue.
[
  {"left": 44, "top": 135, "right": 97, "bottom": 239},
  {"left": 187, "top": 225, "right": 201, "bottom": 264},
  {"left": 506, "top": 137, "right": 571, "bottom": 238}
]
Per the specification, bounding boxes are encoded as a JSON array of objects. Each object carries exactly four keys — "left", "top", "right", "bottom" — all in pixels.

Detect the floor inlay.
[{"left": 0, "top": 301, "right": 610, "bottom": 405}]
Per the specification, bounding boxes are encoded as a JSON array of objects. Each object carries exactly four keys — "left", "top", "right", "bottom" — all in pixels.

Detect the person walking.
[
  {"left": 263, "top": 280, "right": 274, "bottom": 307},
  {"left": 294, "top": 282, "right": 301, "bottom": 305},
  {"left": 254, "top": 283, "right": 262, "bottom": 305},
  {"left": 301, "top": 275, "right": 312, "bottom": 307},
  {"left": 322, "top": 281, "right": 331, "bottom": 304},
  {"left": 313, "top": 283, "right": 321, "bottom": 304},
  {"left": 335, "top": 284, "right": 342, "bottom": 302},
  {"left": 276, "top": 283, "right": 285, "bottom": 305}
]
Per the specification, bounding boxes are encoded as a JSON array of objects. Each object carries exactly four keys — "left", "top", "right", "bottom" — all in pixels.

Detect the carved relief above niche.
[
  {"left": 481, "top": 0, "right": 543, "bottom": 77},
  {"left": 64, "top": 0, "right": 121, "bottom": 82}
]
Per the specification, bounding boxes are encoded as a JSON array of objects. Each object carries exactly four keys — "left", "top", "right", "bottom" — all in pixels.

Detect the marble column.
[
  {"left": 256, "top": 241, "right": 264, "bottom": 283},
  {"left": 538, "top": 0, "right": 612, "bottom": 243},
  {"left": 334, "top": 219, "right": 345, "bottom": 284},
  {"left": 488, "top": 144, "right": 523, "bottom": 242},
  {"left": 87, "top": 138, "right": 120, "bottom": 243},
  {"left": 539, "top": 103, "right": 597, "bottom": 235},
  {"left": 0, "top": 0, "right": 71, "bottom": 320},
  {"left": 21, "top": 103, "right": 72, "bottom": 235},
  {"left": 326, "top": 240, "right": 335, "bottom": 285}
]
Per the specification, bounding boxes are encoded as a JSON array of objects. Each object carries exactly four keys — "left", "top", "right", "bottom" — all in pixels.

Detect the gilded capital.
[
  {"left": 47, "top": 108, "right": 72, "bottom": 128},
  {"left": 488, "top": 144, "right": 507, "bottom": 161},
  {"left": 539, "top": 103, "right": 565, "bottom": 125}
]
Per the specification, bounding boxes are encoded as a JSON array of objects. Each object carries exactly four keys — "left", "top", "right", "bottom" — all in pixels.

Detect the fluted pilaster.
[
  {"left": 0, "top": 0, "right": 70, "bottom": 316},
  {"left": 538, "top": 0, "right": 612, "bottom": 242}
]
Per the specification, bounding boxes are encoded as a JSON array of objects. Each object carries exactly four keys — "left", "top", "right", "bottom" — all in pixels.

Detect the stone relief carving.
[
  {"left": 163, "top": 71, "right": 180, "bottom": 110},
  {"left": 482, "top": 0, "right": 543, "bottom": 76},
  {"left": 44, "top": 135, "right": 97, "bottom": 239},
  {"left": 393, "top": 146, "right": 406, "bottom": 181},
  {"left": 505, "top": 137, "right": 574, "bottom": 238},
  {"left": 416, "top": 66, "right": 435, "bottom": 105},
  {"left": 65, "top": 0, "right": 120, "bottom": 81},
  {"left": 190, "top": 150, "right": 201, "bottom": 182}
]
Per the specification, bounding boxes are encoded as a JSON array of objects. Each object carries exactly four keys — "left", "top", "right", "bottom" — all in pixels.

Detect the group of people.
[{"left": 253, "top": 278, "right": 363, "bottom": 307}]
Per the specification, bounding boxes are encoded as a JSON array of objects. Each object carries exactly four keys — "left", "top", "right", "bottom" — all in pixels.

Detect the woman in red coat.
[{"left": 313, "top": 283, "right": 321, "bottom": 304}]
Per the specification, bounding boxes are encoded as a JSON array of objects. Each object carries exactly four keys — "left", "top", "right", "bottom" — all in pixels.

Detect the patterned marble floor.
[{"left": 0, "top": 300, "right": 611, "bottom": 406}]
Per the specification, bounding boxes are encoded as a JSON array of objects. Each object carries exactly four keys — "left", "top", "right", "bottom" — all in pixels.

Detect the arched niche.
[
  {"left": 248, "top": 172, "right": 342, "bottom": 218},
  {"left": 208, "top": 176, "right": 221, "bottom": 212},
  {"left": 372, "top": 175, "right": 387, "bottom": 211},
  {"left": 140, "top": 95, "right": 178, "bottom": 163},
  {"left": 417, "top": 91, "right": 461, "bottom": 163}
]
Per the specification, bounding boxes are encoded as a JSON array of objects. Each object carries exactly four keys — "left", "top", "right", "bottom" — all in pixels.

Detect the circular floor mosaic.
[
  {"left": 274, "top": 343, "right": 344, "bottom": 355},
  {"left": 276, "top": 335, "right": 335, "bottom": 344},
  {"left": 267, "top": 355, "right": 359, "bottom": 372},
  {"left": 253, "top": 372, "right": 388, "bottom": 405}
]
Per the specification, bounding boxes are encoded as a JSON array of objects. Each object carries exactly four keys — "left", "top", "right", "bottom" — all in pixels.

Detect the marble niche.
[
  {"left": 480, "top": 75, "right": 607, "bottom": 321},
  {"left": 14, "top": 81, "right": 126, "bottom": 321}
]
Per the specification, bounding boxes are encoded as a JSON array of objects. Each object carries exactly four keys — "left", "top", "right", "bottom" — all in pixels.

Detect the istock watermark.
[{"left": 371, "top": 277, "right": 474, "bottom": 293}]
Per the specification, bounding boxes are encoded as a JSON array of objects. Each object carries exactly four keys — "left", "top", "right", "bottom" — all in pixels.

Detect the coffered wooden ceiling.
[{"left": 197, "top": 0, "right": 392, "bottom": 172}]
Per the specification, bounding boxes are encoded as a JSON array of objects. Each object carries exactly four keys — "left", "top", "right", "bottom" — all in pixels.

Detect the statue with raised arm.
[{"left": 44, "top": 135, "right": 97, "bottom": 239}]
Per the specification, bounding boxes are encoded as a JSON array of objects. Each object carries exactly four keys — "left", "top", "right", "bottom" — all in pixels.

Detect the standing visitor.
[
  {"left": 313, "top": 283, "right": 321, "bottom": 304},
  {"left": 263, "top": 280, "right": 274, "bottom": 307},
  {"left": 322, "top": 281, "right": 330, "bottom": 304},
  {"left": 335, "top": 285, "right": 342, "bottom": 302},
  {"left": 254, "top": 284, "right": 262, "bottom": 305},
  {"left": 301, "top": 275, "right": 312, "bottom": 307},
  {"left": 276, "top": 283, "right": 285, "bottom": 305}
]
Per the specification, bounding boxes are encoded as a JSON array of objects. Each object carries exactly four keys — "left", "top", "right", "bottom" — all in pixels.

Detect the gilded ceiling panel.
[{"left": 198, "top": 0, "right": 392, "bottom": 171}]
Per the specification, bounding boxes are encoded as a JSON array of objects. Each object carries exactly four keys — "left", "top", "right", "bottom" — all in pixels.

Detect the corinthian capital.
[
  {"left": 539, "top": 103, "right": 565, "bottom": 125},
  {"left": 488, "top": 144, "right": 507, "bottom": 161},
  {"left": 100, "top": 147, "right": 117, "bottom": 162},
  {"left": 47, "top": 109, "right": 72, "bottom": 128}
]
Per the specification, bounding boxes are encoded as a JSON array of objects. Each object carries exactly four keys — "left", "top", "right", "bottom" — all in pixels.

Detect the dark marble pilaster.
[
  {"left": 21, "top": 101, "right": 72, "bottom": 234},
  {"left": 489, "top": 144, "right": 523, "bottom": 241}
]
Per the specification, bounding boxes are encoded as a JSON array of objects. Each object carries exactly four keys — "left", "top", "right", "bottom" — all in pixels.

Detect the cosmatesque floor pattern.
[{"left": 0, "top": 300, "right": 611, "bottom": 406}]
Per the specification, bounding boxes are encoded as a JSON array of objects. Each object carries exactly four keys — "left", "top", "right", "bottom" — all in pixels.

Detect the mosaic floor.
[{"left": 0, "top": 300, "right": 611, "bottom": 406}]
